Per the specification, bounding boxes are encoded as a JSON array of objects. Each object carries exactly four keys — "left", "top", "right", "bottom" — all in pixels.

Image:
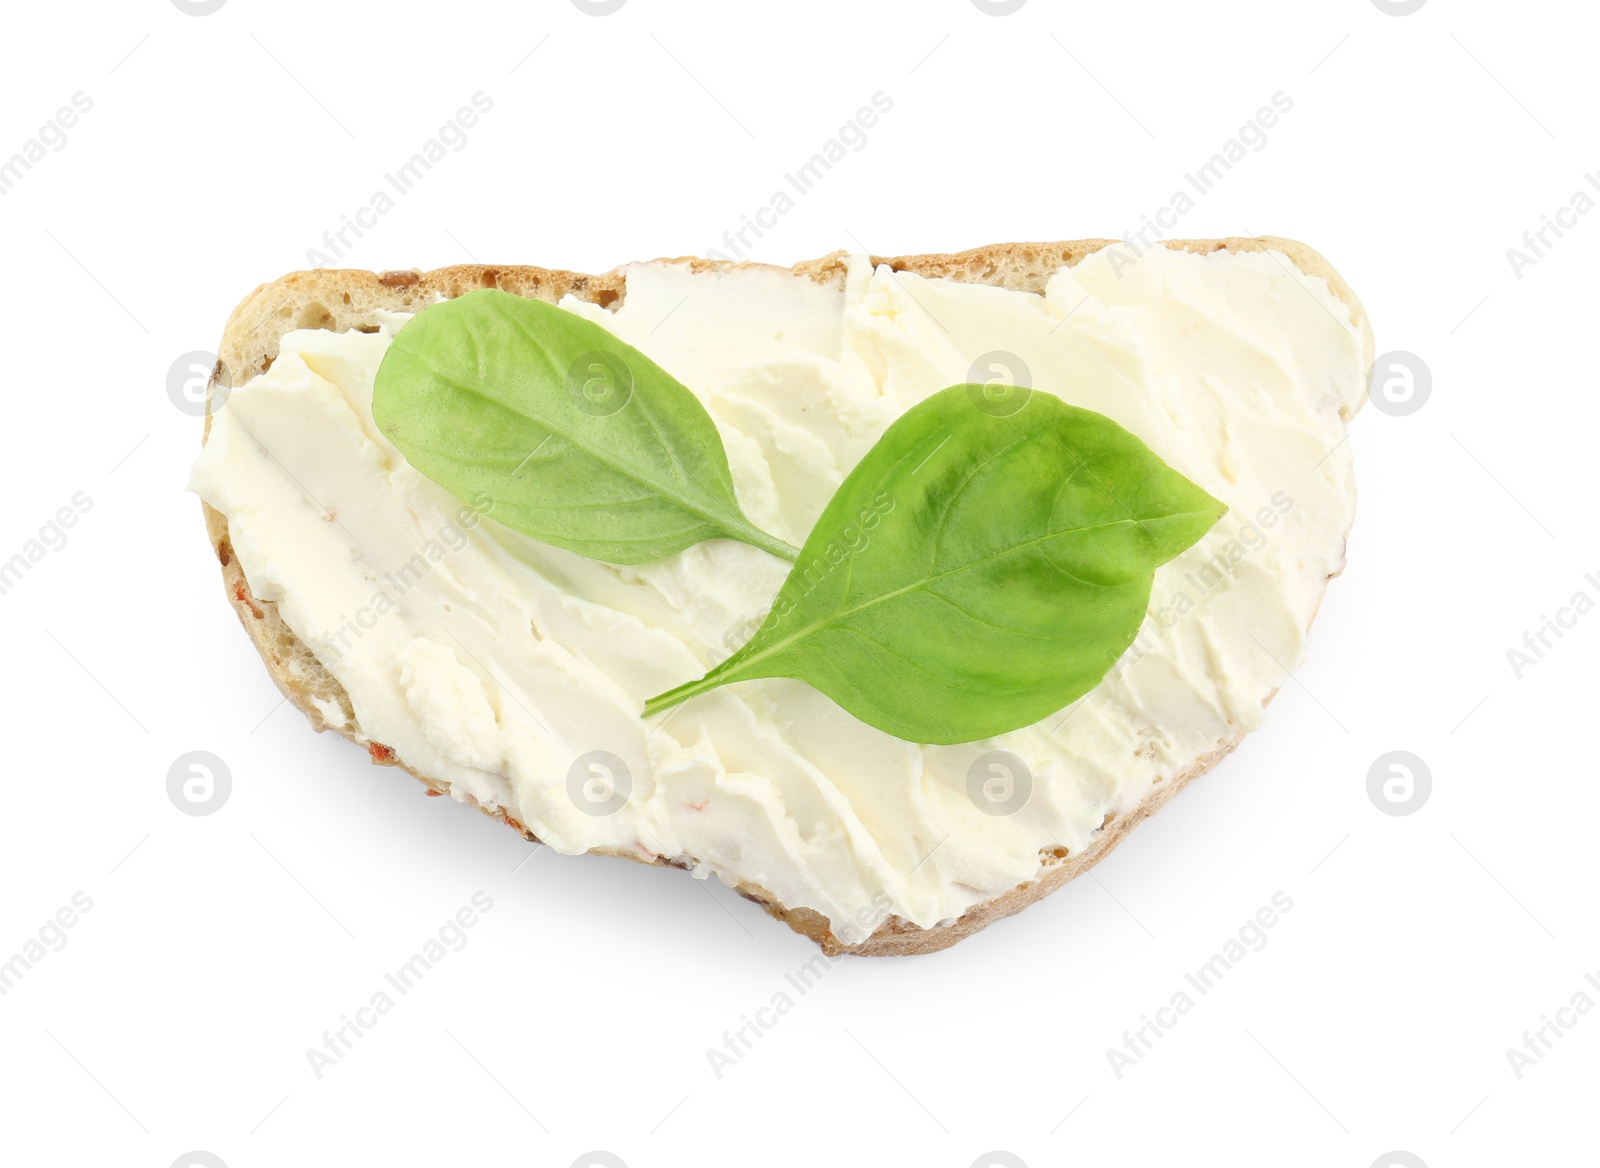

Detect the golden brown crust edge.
[{"left": 200, "top": 237, "right": 1372, "bottom": 958}]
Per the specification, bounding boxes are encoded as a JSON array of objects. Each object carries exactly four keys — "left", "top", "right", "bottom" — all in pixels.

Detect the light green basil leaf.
[
  {"left": 644, "top": 383, "right": 1226, "bottom": 744},
  {"left": 372, "top": 288, "right": 798, "bottom": 565}
]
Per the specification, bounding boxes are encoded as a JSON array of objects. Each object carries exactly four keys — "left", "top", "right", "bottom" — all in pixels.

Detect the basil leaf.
[
  {"left": 372, "top": 289, "right": 798, "bottom": 565},
  {"left": 644, "top": 383, "right": 1226, "bottom": 744}
]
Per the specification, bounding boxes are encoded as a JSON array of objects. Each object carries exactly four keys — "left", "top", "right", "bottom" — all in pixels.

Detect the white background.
[{"left": 0, "top": 1, "right": 1594, "bottom": 1165}]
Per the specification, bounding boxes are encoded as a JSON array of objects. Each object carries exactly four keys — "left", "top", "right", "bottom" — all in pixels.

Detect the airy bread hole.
[{"left": 297, "top": 302, "right": 335, "bottom": 331}]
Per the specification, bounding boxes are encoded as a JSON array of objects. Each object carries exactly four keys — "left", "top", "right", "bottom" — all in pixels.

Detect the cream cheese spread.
[{"left": 189, "top": 247, "right": 1369, "bottom": 935}]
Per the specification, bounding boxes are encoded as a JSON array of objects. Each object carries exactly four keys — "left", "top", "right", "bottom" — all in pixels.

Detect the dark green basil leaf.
[
  {"left": 644, "top": 383, "right": 1226, "bottom": 744},
  {"left": 372, "top": 289, "right": 797, "bottom": 565}
]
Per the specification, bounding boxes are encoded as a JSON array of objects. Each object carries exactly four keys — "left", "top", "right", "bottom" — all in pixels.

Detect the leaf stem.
[
  {"left": 642, "top": 675, "right": 723, "bottom": 718},
  {"left": 736, "top": 524, "right": 800, "bottom": 563}
]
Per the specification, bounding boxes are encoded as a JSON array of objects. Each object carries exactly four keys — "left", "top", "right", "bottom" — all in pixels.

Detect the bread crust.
[{"left": 200, "top": 237, "right": 1371, "bottom": 957}]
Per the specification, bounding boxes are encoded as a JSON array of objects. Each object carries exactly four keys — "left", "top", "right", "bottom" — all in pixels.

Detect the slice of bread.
[{"left": 200, "top": 237, "right": 1372, "bottom": 957}]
